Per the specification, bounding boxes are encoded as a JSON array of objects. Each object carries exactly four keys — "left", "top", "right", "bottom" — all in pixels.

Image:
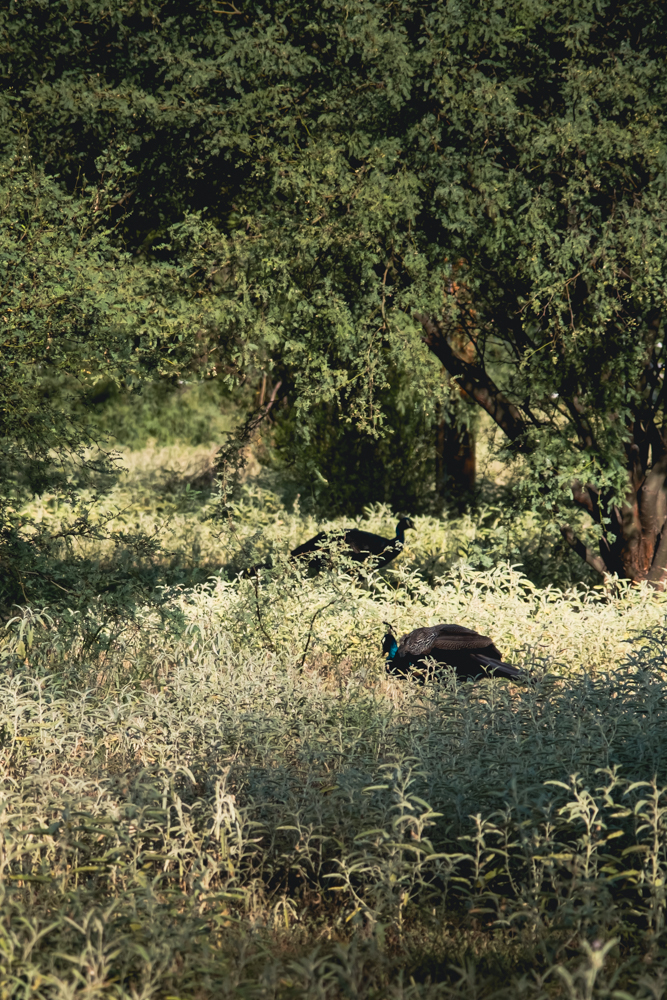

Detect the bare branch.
[
  {"left": 571, "top": 481, "right": 597, "bottom": 519},
  {"left": 559, "top": 524, "right": 609, "bottom": 579},
  {"left": 214, "top": 379, "right": 284, "bottom": 509},
  {"left": 251, "top": 573, "right": 275, "bottom": 652},
  {"left": 565, "top": 395, "right": 596, "bottom": 452},
  {"left": 299, "top": 599, "right": 337, "bottom": 671}
]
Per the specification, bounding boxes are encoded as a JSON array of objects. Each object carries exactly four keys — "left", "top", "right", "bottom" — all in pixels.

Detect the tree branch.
[
  {"left": 214, "top": 380, "right": 284, "bottom": 506},
  {"left": 646, "top": 527, "right": 667, "bottom": 588},
  {"left": 559, "top": 524, "right": 609, "bottom": 579},
  {"left": 565, "top": 395, "right": 596, "bottom": 452},
  {"left": 417, "top": 314, "right": 530, "bottom": 450},
  {"left": 571, "top": 481, "right": 598, "bottom": 520}
]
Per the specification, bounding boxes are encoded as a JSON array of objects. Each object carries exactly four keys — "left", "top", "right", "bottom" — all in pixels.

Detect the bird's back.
[
  {"left": 291, "top": 531, "right": 331, "bottom": 557},
  {"left": 386, "top": 623, "right": 525, "bottom": 684},
  {"left": 343, "top": 528, "right": 394, "bottom": 557},
  {"left": 398, "top": 623, "right": 501, "bottom": 659},
  {"left": 290, "top": 519, "right": 411, "bottom": 571}
]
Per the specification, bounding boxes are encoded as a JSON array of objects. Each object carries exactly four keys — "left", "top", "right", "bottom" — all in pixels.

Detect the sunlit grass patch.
[
  {"left": 6, "top": 444, "right": 667, "bottom": 996},
  {"left": 20, "top": 438, "right": 595, "bottom": 590},
  {"left": 2, "top": 598, "right": 667, "bottom": 997}
]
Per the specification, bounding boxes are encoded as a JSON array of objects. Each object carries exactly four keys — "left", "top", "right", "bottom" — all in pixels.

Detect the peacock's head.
[
  {"left": 395, "top": 516, "right": 416, "bottom": 542},
  {"left": 381, "top": 622, "right": 398, "bottom": 660}
]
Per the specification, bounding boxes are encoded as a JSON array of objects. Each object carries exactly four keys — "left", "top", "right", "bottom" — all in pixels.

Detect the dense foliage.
[
  {"left": 3, "top": 0, "right": 667, "bottom": 586},
  {"left": 0, "top": 151, "right": 228, "bottom": 607}
]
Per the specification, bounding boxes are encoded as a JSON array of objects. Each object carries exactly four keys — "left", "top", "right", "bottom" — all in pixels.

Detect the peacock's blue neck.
[
  {"left": 386, "top": 636, "right": 398, "bottom": 661},
  {"left": 395, "top": 523, "right": 405, "bottom": 545}
]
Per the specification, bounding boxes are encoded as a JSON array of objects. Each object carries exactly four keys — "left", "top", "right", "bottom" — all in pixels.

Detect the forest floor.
[{"left": 3, "top": 441, "right": 667, "bottom": 999}]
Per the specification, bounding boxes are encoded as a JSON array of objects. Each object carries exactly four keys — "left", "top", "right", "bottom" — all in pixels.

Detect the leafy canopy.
[{"left": 2, "top": 0, "right": 667, "bottom": 589}]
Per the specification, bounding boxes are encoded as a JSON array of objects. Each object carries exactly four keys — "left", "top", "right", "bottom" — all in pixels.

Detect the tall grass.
[
  {"left": 4, "top": 443, "right": 667, "bottom": 998},
  {"left": 23, "top": 439, "right": 596, "bottom": 592}
]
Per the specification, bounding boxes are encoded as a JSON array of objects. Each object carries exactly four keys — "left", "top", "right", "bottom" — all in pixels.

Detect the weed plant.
[{"left": 4, "top": 445, "right": 667, "bottom": 997}]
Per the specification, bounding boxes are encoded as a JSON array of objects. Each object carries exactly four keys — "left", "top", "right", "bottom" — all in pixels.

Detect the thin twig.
[
  {"left": 214, "top": 380, "right": 284, "bottom": 515},
  {"left": 251, "top": 573, "right": 275, "bottom": 651},
  {"left": 213, "top": 1, "right": 242, "bottom": 13},
  {"left": 299, "top": 600, "right": 337, "bottom": 671}
]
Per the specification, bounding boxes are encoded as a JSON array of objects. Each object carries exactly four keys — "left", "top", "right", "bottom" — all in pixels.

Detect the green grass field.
[{"left": 3, "top": 441, "right": 667, "bottom": 998}]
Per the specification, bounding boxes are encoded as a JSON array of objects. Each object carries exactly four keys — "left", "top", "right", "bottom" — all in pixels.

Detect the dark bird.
[
  {"left": 239, "top": 556, "right": 273, "bottom": 579},
  {"left": 382, "top": 622, "right": 526, "bottom": 683},
  {"left": 291, "top": 517, "right": 415, "bottom": 573}
]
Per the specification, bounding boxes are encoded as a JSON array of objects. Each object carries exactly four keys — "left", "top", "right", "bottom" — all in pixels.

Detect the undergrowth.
[
  {"left": 2, "top": 608, "right": 667, "bottom": 998},
  {"left": 3, "top": 445, "right": 667, "bottom": 997}
]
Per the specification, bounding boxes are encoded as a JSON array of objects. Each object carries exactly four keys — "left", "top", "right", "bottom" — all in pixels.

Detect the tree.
[
  {"left": 3, "top": 0, "right": 667, "bottom": 584},
  {"left": 0, "top": 147, "right": 225, "bottom": 607}
]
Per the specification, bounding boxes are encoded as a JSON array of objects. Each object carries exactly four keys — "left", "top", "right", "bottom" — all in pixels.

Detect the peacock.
[
  {"left": 291, "top": 516, "right": 415, "bottom": 573},
  {"left": 382, "top": 622, "right": 527, "bottom": 683}
]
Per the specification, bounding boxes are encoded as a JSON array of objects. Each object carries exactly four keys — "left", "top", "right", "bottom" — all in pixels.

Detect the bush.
[
  {"left": 271, "top": 364, "right": 458, "bottom": 518},
  {"left": 5, "top": 444, "right": 659, "bottom": 996},
  {"left": 79, "top": 378, "right": 240, "bottom": 451},
  {"left": 2, "top": 568, "right": 667, "bottom": 997}
]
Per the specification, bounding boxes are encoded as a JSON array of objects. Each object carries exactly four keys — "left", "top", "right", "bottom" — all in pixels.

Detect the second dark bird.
[
  {"left": 291, "top": 517, "right": 415, "bottom": 573},
  {"left": 382, "top": 622, "right": 526, "bottom": 683}
]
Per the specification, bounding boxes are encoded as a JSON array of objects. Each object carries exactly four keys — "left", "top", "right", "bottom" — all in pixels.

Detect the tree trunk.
[
  {"left": 564, "top": 452, "right": 667, "bottom": 587},
  {"left": 418, "top": 312, "right": 667, "bottom": 589},
  {"left": 435, "top": 407, "right": 476, "bottom": 509},
  {"left": 433, "top": 287, "right": 478, "bottom": 510}
]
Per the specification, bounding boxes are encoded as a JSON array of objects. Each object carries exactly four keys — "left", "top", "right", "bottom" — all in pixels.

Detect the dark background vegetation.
[{"left": 3, "top": 0, "right": 667, "bottom": 612}]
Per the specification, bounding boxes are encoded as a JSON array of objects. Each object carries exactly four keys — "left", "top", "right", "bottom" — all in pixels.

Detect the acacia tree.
[{"left": 3, "top": 0, "right": 667, "bottom": 585}]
